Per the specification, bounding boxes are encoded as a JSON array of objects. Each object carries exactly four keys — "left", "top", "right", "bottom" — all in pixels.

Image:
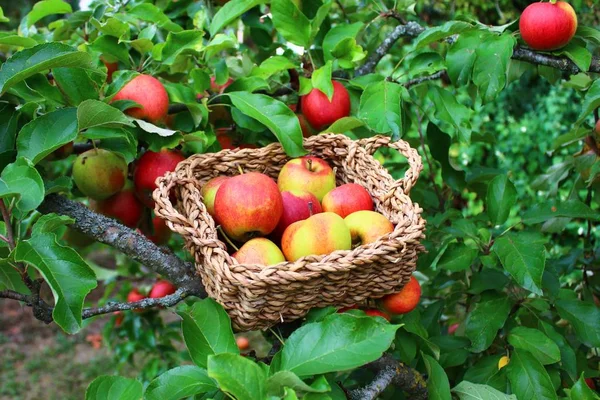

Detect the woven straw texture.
[{"left": 153, "top": 134, "right": 426, "bottom": 331}]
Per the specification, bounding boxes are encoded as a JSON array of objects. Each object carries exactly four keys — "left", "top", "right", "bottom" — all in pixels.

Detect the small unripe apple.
[
  {"left": 133, "top": 149, "right": 186, "bottom": 208},
  {"left": 144, "top": 215, "right": 172, "bottom": 245},
  {"left": 344, "top": 211, "right": 394, "bottom": 245},
  {"left": 201, "top": 176, "right": 229, "bottom": 217},
  {"left": 272, "top": 190, "right": 322, "bottom": 239},
  {"left": 214, "top": 172, "right": 283, "bottom": 242},
  {"left": 92, "top": 185, "right": 144, "bottom": 228},
  {"left": 73, "top": 149, "right": 128, "bottom": 200},
  {"left": 232, "top": 238, "right": 285, "bottom": 266},
  {"left": 149, "top": 280, "right": 177, "bottom": 298},
  {"left": 364, "top": 309, "right": 390, "bottom": 321},
  {"left": 498, "top": 355, "right": 510, "bottom": 370},
  {"left": 236, "top": 336, "right": 250, "bottom": 350},
  {"left": 322, "top": 183, "right": 373, "bottom": 218},
  {"left": 111, "top": 74, "right": 169, "bottom": 124},
  {"left": 300, "top": 80, "right": 350, "bottom": 130},
  {"left": 519, "top": 1, "right": 577, "bottom": 51},
  {"left": 281, "top": 212, "right": 352, "bottom": 261},
  {"left": 381, "top": 276, "right": 421, "bottom": 315},
  {"left": 277, "top": 156, "right": 336, "bottom": 202}
]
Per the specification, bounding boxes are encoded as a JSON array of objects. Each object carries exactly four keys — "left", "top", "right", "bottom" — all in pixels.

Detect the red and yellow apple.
[
  {"left": 73, "top": 149, "right": 128, "bottom": 200},
  {"left": 519, "top": 1, "right": 577, "bottom": 51},
  {"left": 111, "top": 74, "right": 170, "bottom": 124},
  {"left": 277, "top": 156, "right": 336, "bottom": 202},
  {"left": 214, "top": 172, "right": 283, "bottom": 241},
  {"left": 381, "top": 276, "right": 421, "bottom": 315},
  {"left": 272, "top": 190, "right": 322, "bottom": 239},
  {"left": 133, "top": 149, "right": 186, "bottom": 208},
  {"left": 322, "top": 183, "right": 373, "bottom": 218},
  {"left": 202, "top": 176, "right": 229, "bottom": 217},
  {"left": 300, "top": 80, "right": 350, "bottom": 130},
  {"left": 281, "top": 212, "right": 351, "bottom": 261},
  {"left": 344, "top": 211, "right": 394, "bottom": 245},
  {"left": 232, "top": 238, "right": 286, "bottom": 266},
  {"left": 149, "top": 280, "right": 177, "bottom": 298}
]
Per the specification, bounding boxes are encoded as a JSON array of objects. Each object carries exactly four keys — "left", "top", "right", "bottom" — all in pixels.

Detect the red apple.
[
  {"left": 127, "top": 288, "right": 146, "bottom": 312},
  {"left": 585, "top": 378, "right": 596, "bottom": 391},
  {"left": 281, "top": 212, "right": 351, "bottom": 261},
  {"left": 92, "top": 185, "right": 144, "bottom": 228},
  {"left": 448, "top": 323, "right": 459, "bottom": 335},
  {"left": 300, "top": 80, "right": 350, "bottom": 130},
  {"left": 297, "top": 113, "right": 315, "bottom": 138},
  {"left": 337, "top": 304, "right": 358, "bottom": 313},
  {"left": 113, "top": 311, "right": 124, "bottom": 327},
  {"left": 111, "top": 74, "right": 169, "bottom": 124},
  {"left": 215, "top": 128, "right": 257, "bottom": 150},
  {"left": 214, "top": 172, "right": 283, "bottom": 242},
  {"left": 144, "top": 215, "right": 172, "bottom": 245},
  {"left": 133, "top": 149, "right": 186, "bottom": 208},
  {"left": 102, "top": 58, "right": 118, "bottom": 83},
  {"left": 277, "top": 156, "right": 336, "bottom": 202},
  {"left": 519, "top": 1, "right": 577, "bottom": 51},
  {"left": 322, "top": 183, "right": 373, "bottom": 218},
  {"left": 45, "top": 142, "right": 74, "bottom": 161},
  {"left": 344, "top": 210, "right": 394, "bottom": 245},
  {"left": 232, "top": 238, "right": 285, "bottom": 266},
  {"left": 149, "top": 280, "right": 177, "bottom": 298},
  {"left": 381, "top": 276, "right": 422, "bottom": 315},
  {"left": 73, "top": 149, "right": 128, "bottom": 200},
  {"left": 272, "top": 190, "right": 322, "bottom": 239},
  {"left": 210, "top": 76, "right": 233, "bottom": 93},
  {"left": 364, "top": 309, "right": 391, "bottom": 321},
  {"left": 236, "top": 336, "right": 250, "bottom": 350},
  {"left": 202, "top": 176, "right": 229, "bottom": 217}
]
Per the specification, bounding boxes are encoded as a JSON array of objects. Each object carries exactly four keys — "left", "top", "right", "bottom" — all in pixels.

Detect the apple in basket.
[{"left": 277, "top": 156, "right": 336, "bottom": 202}]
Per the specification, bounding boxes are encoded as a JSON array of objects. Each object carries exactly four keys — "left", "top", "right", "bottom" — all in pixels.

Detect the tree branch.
[
  {"left": 0, "top": 200, "right": 15, "bottom": 249},
  {"left": 38, "top": 194, "right": 206, "bottom": 296},
  {"left": 402, "top": 70, "right": 447, "bottom": 89},
  {"left": 0, "top": 289, "right": 29, "bottom": 302}
]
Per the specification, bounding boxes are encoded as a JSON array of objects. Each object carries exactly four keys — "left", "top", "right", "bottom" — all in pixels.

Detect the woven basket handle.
[{"left": 356, "top": 136, "right": 422, "bottom": 195}]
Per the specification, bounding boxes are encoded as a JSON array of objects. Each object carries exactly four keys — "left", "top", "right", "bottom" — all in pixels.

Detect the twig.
[
  {"left": 0, "top": 200, "right": 15, "bottom": 249},
  {"left": 403, "top": 70, "right": 446, "bottom": 89},
  {"left": 347, "top": 354, "right": 428, "bottom": 400},
  {"left": 0, "top": 289, "right": 29, "bottom": 302}
]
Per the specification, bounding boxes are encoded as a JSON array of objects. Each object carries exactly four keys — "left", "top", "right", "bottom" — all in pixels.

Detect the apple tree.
[{"left": 0, "top": 0, "right": 599, "bottom": 399}]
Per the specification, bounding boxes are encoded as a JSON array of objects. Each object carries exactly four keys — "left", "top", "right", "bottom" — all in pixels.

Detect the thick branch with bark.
[{"left": 348, "top": 355, "right": 428, "bottom": 400}]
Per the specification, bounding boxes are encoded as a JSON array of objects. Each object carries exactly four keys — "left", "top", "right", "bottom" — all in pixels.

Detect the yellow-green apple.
[
  {"left": 202, "top": 176, "right": 229, "bottom": 217},
  {"left": 232, "top": 238, "right": 285, "bottom": 266},
  {"left": 214, "top": 172, "right": 283, "bottom": 241},
  {"left": 381, "top": 276, "right": 421, "bottom": 315},
  {"left": 111, "top": 74, "right": 169, "bottom": 124},
  {"left": 344, "top": 211, "right": 394, "bottom": 245},
  {"left": 322, "top": 183, "right": 373, "bottom": 218},
  {"left": 519, "top": 1, "right": 577, "bottom": 51},
  {"left": 281, "top": 212, "right": 351, "bottom": 261},
  {"left": 272, "top": 190, "right": 322, "bottom": 239},
  {"left": 277, "top": 156, "right": 336, "bottom": 201},
  {"left": 91, "top": 183, "right": 144, "bottom": 228},
  {"left": 364, "top": 309, "right": 390, "bottom": 321},
  {"left": 300, "top": 80, "right": 350, "bottom": 130},
  {"left": 73, "top": 149, "right": 127, "bottom": 200},
  {"left": 133, "top": 149, "right": 186, "bottom": 208}
]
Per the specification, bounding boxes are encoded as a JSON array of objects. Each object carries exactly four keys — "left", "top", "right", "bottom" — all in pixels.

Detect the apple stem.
[
  {"left": 91, "top": 140, "right": 98, "bottom": 152},
  {"left": 236, "top": 164, "right": 244, "bottom": 175},
  {"left": 308, "top": 201, "right": 314, "bottom": 217},
  {"left": 306, "top": 158, "right": 313, "bottom": 172},
  {"left": 218, "top": 226, "right": 239, "bottom": 252}
]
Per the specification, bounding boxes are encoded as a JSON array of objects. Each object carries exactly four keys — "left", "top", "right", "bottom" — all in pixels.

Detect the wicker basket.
[{"left": 153, "top": 134, "right": 426, "bottom": 331}]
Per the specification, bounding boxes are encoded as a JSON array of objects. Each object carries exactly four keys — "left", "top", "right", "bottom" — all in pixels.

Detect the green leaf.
[
  {"left": 0, "top": 158, "right": 44, "bottom": 215},
  {"left": 576, "top": 79, "right": 600, "bottom": 125},
  {"left": 452, "top": 381, "right": 516, "bottom": 400},
  {"left": 508, "top": 327, "right": 561, "bottom": 365},
  {"left": 266, "top": 371, "right": 326, "bottom": 397},
  {"left": 556, "top": 41, "right": 592, "bottom": 72},
  {"left": 507, "top": 349, "right": 558, "bottom": 400},
  {"left": 309, "top": 0, "right": 332, "bottom": 42},
  {"left": 447, "top": 30, "right": 483, "bottom": 86},
  {"left": 555, "top": 299, "right": 600, "bottom": 347},
  {"left": 569, "top": 374, "right": 600, "bottom": 400},
  {"left": 437, "top": 243, "right": 478, "bottom": 272},
  {"left": 14, "top": 233, "right": 97, "bottom": 334},
  {"left": 0, "top": 259, "right": 29, "bottom": 294},
  {"left": 323, "top": 117, "right": 365, "bottom": 134},
  {"left": 145, "top": 366, "right": 217, "bottom": 400},
  {"left": 52, "top": 68, "right": 100, "bottom": 105},
  {"left": 465, "top": 295, "right": 511, "bottom": 353},
  {"left": 468, "top": 268, "right": 510, "bottom": 294},
  {"left": 472, "top": 33, "right": 515, "bottom": 103},
  {"left": 31, "top": 213, "right": 74, "bottom": 236},
  {"left": 16, "top": 108, "right": 78, "bottom": 164},
  {"left": 311, "top": 62, "right": 333, "bottom": 101},
  {"left": 522, "top": 199, "right": 600, "bottom": 224},
  {"left": 205, "top": 33, "right": 237, "bottom": 60},
  {"left": 271, "top": 0, "right": 311, "bottom": 47},
  {"left": 0, "top": 43, "right": 92, "bottom": 94},
  {"left": 0, "top": 33, "right": 38, "bottom": 48},
  {"left": 576, "top": 25, "right": 600, "bottom": 46},
  {"left": 179, "top": 298, "right": 239, "bottom": 368},
  {"left": 128, "top": 3, "right": 182, "bottom": 32},
  {"left": 358, "top": 80, "right": 406, "bottom": 137},
  {"left": 0, "top": 6, "right": 8, "bottom": 23},
  {"left": 323, "top": 23, "right": 363, "bottom": 62},
  {"left": 225, "top": 77, "right": 270, "bottom": 93},
  {"left": 486, "top": 174, "right": 517, "bottom": 226},
  {"left": 408, "top": 52, "right": 446, "bottom": 78},
  {"left": 427, "top": 86, "right": 472, "bottom": 142},
  {"left": 330, "top": 38, "right": 367, "bottom": 69},
  {"left": 85, "top": 376, "right": 143, "bottom": 400},
  {"left": 209, "top": 0, "right": 265, "bottom": 37},
  {"left": 26, "top": 0, "right": 72, "bottom": 27},
  {"left": 414, "top": 21, "right": 472, "bottom": 49},
  {"left": 226, "top": 92, "right": 306, "bottom": 157},
  {"left": 160, "top": 30, "right": 204, "bottom": 65},
  {"left": 207, "top": 354, "right": 266, "bottom": 400},
  {"left": 538, "top": 321, "right": 577, "bottom": 381},
  {"left": 77, "top": 100, "right": 134, "bottom": 131},
  {"left": 493, "top": 233, "right": 545, "bottom": 295},
  {"left": 276, "top": 313, "right": 399, "bottom": 377},
  {"left": 251, "top": 56, "right": 296, "bottom": 79},
  {"left": 90, "top": 17, "right": 129, "bottom": 39},
  {"left": 423, "top": 353, "right": 452, "bottom": 400}
]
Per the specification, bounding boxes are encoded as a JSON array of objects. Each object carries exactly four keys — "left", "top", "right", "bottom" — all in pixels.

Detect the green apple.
[
  {"left": 232, "top": 238, "right": 285, "bottom": 266},
  {"left": 344, "top": 210, "right": 394, "bottom": 245},
  {"left": 73, "top": 149, "right": 128, "bottom": 200}
]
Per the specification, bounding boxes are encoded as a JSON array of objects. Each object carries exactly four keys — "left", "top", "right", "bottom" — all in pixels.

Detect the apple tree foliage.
[{"left": 0, "top": 0, "right": 599, "bottom": 399}]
